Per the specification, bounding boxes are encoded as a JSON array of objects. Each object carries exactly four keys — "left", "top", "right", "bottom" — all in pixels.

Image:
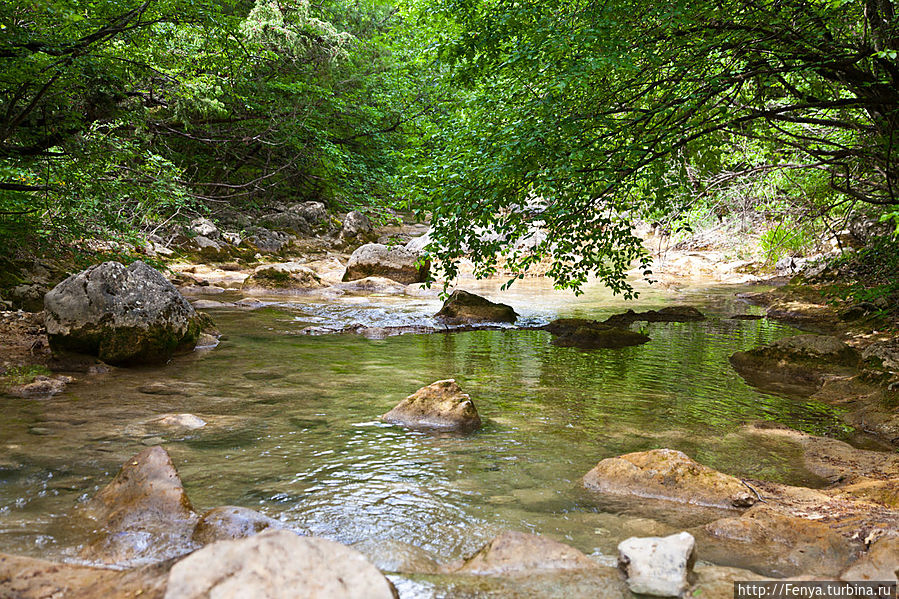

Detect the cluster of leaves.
[
  {"left": 0, "top": 0, "right": 424, "bottom": 256},
  {"left": 400, "top": 0, "right": 899, "bottom": 295}
]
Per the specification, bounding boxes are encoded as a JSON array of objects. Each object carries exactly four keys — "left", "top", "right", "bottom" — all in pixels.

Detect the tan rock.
[
  {"left": 192, "top": 506, "right": 283, "bottom": 545},
  {"left": 381, "top": 379, "right": 482, "bottom": 432},
  {"left": 840, "top": 536, "right": 899, "bottom": 581},
  {"left": 454, "top": 531, "right": 599, "bottom": 576},
  {"left": 582, "top": 449, "right": 756, "bottom": 509}
]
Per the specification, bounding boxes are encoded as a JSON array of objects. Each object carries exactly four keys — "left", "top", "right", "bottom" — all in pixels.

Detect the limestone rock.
[
  {"left": 243, "top": 262, "right": 323, "bottom": 290},
  {"left": 192, "top": 506, "right": 283, "bottom": 545},
  {"left": 603, "top": 306, "right": 706, "bottom": 327},
  {"left": 617, "top": 532, "right": 696, "bottom": 597},
  {"left": 78, "top": 446, "right": 198, "bottom": 565},
  {"left": 44, "top": 261, "right": 202, "bottom": 365},
  {"left": 8, "top": 374, "right": 71, "bottom": 398},
  {"left": 343, "top": 243, "right": 429, "bottom": 284},
  {"left": 455, "top": 531, "right": 599, "bottom": 576},
  {"left": 381, "top": 379, "right": 481, "bottom": 432},
  {"left": 289, "top": 201, "right": 329, "bottom": 228},
  {"left": 147, "top": 413, "right": 207, "bottom": 432},
  {"left": 340, "top": 210, "right": 373, "bottom": 239},
  {"left": 582, "top": 449, "right": 756, "bottom": 509},
  {"left": 350, "top": 538, "right": 441, "bottom": 574},
  {"left": 240, "top": 228, "right": 295, "bottom": 254},
  {"left": 189, "top": 217, "right": 219, "bottom": 239},
  {"left": 435, "top": 290, "right": 518, "bottom": 325},
  {"left": 164, "top": 530, "right": 396, "bottom": 599}
]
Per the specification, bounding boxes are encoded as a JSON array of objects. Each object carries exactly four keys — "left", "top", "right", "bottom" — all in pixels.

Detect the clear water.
[{"left": 0, "top": 278, "right": 867, "bottom": 567}]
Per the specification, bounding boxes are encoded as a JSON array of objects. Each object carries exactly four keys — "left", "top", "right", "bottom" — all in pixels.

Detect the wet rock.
[
  {"left": 44, "top": 261, "right": 203, "bottom": 365},
  {"left": 455, "top": 531, "right": 600, "bottom": 576},
  {"left": 840, "top": 536, "right": 899, "bottom": 581},
  {"left": 730, "top": 334, "right": 860, "bottom": 396},
  {"left": 350, "top": 539, "right": 441, "bottom": 574},
  {"left": 194, "top": 332, "right": 219, "bottom": 349},
  {"left": 192, "top": 506, "right": 283, "bottom": 545},
  {"left": 381, "top": 379, "right": 481, "bottom": 432},
  {"left": 603, "top": 306, "right": 706, "bottom": 327},
  {"left": 0, "top": 553, "right": 170, "bottom": 599},
  {"left": 340, "top": 210, "right": 373, "bottom": 240},
  {"left": 435, "top": 290, "right": 518, "bottom": 325},
  {"left": 729, "top": 314, "right": 765, "bottom": 320},
  {"left": 543, "top": 318, "right": 651, "bottom": 350},
  {"left": 164, "top": 529, "right": 396, "bottom": 599},
  {"left": 7, "top": 374, "right": 71, "bottom": 398},
  {"left": 138, "top": 382, "right": 184, "bottom": 395},
  {"left": 240, "top": 228, "right": 295, "bottom": 254},
  {"left": 689, "top": 564, "right": 767, "bottom": 599},
  {"left": 189, "top": 217, "right": 219, "bottom": 239},
  {"left": 617, "top": 532, "right": 695, "bottom": 597},
  {"left": 147, "top": 413, "right": 207, "bottom": 432},
  {"left": 701, "top": 505, "right": 858, "bottom": 578},
  {"left": 191, "top": 299, "right": 233, "bottom": 309},
  {"left": 582, "top": 449, "right": 756, "bottom": 509},
  {"left": 343, "top": 243, "right": 429, "bottom": 284},
  {"left": 243, "top": 262, "right": 323, "bottom": 290},
  {"left": 78, "top": 446, "right": 198, "bottom": 565}
]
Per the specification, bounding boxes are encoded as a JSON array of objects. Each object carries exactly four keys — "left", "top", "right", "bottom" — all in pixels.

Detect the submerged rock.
[
  {"left": 164, "top": 530, "right": 396, "bottom": 599},
  {"left": 381, "top": 379, "right": 482, "bottom": 432},
  {"left": 343, "top": 243, "right": 429, "bottom": 284},
  {"left": 350, "top": 538, "right": 441, "bottom": 574},
  {"left": 730, "top": 334, "right": 861, "bottom": 396},
  {"left": 435, "top": 290, "right": 518, "bottom": 325},
  {"left": 147, "top": 413, "right": 207, "bottom": 432},
  {"left": 618, "top": 532, "right": 695, "bottom": 597},
  {"left": 7, "top": 374, "right": 71, "bottom": 398},
  {"left": 455, "top": 531, "right": 600, "bottom": 576},
  {"left": 44, "top": 261, "right": 203, "bottom": 365},
  {"left": 78, "top": 446, "right": 198, "bottom": 565},
  {"left": 582, "top": 449, "right": 756, "bottom": 509},
  {"left": 192, "top": 506, "right": 283, "bottom": 545}
]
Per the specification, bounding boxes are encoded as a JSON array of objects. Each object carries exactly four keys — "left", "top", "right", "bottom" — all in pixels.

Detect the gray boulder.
[
  {"left": 44, "top": 261, "right": 203, "bottom": 365},
  {"left": 381, "top": 379, "right": 481, "bottom": 432},
  {"left": 618, "top": 532, "right": 696, "bottom": 597},
  {"left": 241, "top": 228, "right": 296, "bottom": 254},
  {"left": 340, "top": 210, "right": 373, "bottom": 240},
  {"left": 435, "top": 290, "right": 518, "bottom": 325},
  {"left": 164, "top": 530, "right": 396, "bottom": 599},
  {"left": 189, "top": 217, "right": 219, "bottom": 239},
  {"left": 343, "top": 243, "right": 429, "bottom": 284},
  {"left": 290, "top": 201, "right": 330, "bottom": 228}
]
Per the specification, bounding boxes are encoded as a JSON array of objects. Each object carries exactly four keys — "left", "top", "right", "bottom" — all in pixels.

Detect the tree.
[{"left": 403, "top": 0, "right": 899, "bottom": 295}]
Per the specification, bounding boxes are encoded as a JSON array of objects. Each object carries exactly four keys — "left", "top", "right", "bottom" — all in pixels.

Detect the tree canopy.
[{"left": 404, "top": 0, "right": 899, "bottom": 294}]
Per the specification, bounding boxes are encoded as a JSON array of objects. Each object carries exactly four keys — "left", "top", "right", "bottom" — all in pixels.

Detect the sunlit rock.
[
  {"left": 343, "top": 243, "right": 429, "bottom": 284},
  {"left": 164, "top": 530, "right": 396, "bottom": 599},
  {"left": 435, "top": 290, "right": 517, "bottom": 325},
  {"left": 618, "top": 532, "right": 695, "bottom": 597},
  {"left": 455, "top": 531, "right": 600, "bottom": 576},
  {"left": 381, "top": 379, "right": 481, "bottom": 432},
  {"left": 192, "top": 506, "right": 283, "bottom": 545}
]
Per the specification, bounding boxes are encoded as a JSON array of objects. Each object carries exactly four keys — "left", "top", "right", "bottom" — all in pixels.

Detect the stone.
[
  {"left": 617, "top": 532, "right": 696, "bottom": 597},
  {"left": 730, "top": 334, "right": 861, "bottom": 397},
  {"left": 240, "top": 228, "right": 295, "bottom": 254},
  {"left": 435, "top": 290, "right": 518, "bottom": 325},
  {"left": 343, "top": 243, "right": 429, "bottom": 284},
  {"left": 381, "top": 379, "right": 481, "bottom": 432},
  {"left": 863, "top": 337, "right": 899, "bottom": 372},
  {"left": 190, "top": 235, "right": 232, "bottom": 260},
  {"left": 78, "top": 446, "right": 198, "bottom": 565},
  {"left": 163, "top": 529, "right": 396, "bottom": 599},
  {"left": 701, "top": 505, "right": 858, "bottom": 578},
  {"left": 289, "top": 201, "right": 329, "bottom": 228},
  {"left": 192, "top": 506, "right": 283, "bottom": 545},
  {"left": 260, "top": 211, "right": 312, "bottom": 235},
  {"left": 243, "top": 262, "right": 323, "bottom": 290},
  {"left": 551, "top": 325, "right": 650, "bottom": 350},
  {"left": 404, "top": 229, "right": 432, "bottom": 254},
  {"left": 455, "top": 531, "right": 599, "bottom": 576},
  {"left": 0, "top": 553, "right": 170, "bottom": 599},
  {"left": 147, "top": 413, "right": 207, "bottom": 432},
  {"left": 334, "top": 276, "right": 408, "bottom": 296},
  {"left": 602, "top": 306, "right": 706, "bottom": 327},
  {"left": 7, "top": 374, "right": 70, "bottom": 398},
  {"left": 840, "top": 536, "right": 899, "bottom": 581},
  {"left": 582, "top": 449, "right": 756, "bottom": 509},
  {"left": 189, "top": 217, "right": 219, "bottom": 239},
  {"left": 350, "top": 539, "right": 441, "bottom": 574},
  {"left": 9, "top": 283, "right": 47, "bottom": 312},
  {"left": 340, "top": 210, "right": 373, "bottom": 239},
  {"left": 44, "top": 261, "right": 203, "bottom": 365}
]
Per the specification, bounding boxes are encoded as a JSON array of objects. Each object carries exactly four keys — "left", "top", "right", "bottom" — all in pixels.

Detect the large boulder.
[
  {"left": 240, "top": 228, "right": 296, "bottom": 254},
  {"left": 603, "top": 306, "right": 706, "bottom": 327},
  {"left": 44, "top": 261, "right": 203, "bottom": 365},
  {"left": 78, "top": 446, "right": 198, "bottom": 565},
  {"left": 163, "top": 530, "right": 396, "bottom": 599},
  {"left": 342, "top": 243, "right": 429, "bottom": 284},
  {"left": 730, "top": 334, "right": 861, "bottom": 396},
  {"left": 582, "top": 449, "right": 756, "bottom": 509},
  {"left": 381, "top": 379, "right": 482, "bottom": 432},
  {"left": 243, "top": 262, "right": 323, "bottom": 291},
  {"left": 192, "top": 506, "right": 283, "bottom": 545},
  {"left": 618, "top": 532, "right": 696, "bottom": 597},
  {"left": 340, "top": 210, "right": 373, "bottom": 240},
  {"left": 543, "top": 318, "right": 650, "bottom": 350},
  {"left": 435, "top": 290, "right": 518, "bottom": 325},
  {"left": 290, "top": 201, "right": 329, "bottom": 228},
  {"left": 455, "top": 531, "right": 600, "bottom": 576}
]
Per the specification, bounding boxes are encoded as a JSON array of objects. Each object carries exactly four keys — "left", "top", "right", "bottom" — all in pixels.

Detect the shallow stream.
[{"left": 0, "top": 279, "right": 875, "bottom": 571}]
